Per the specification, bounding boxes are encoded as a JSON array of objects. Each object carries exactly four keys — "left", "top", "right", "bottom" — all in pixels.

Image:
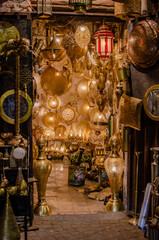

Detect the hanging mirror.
[{"left": 143, "top": 85, "right": 159, "bottom": 121}]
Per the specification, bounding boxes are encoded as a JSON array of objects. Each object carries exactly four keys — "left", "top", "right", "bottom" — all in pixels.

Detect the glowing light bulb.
[
  {"left": 112, "top": 166, "right": 116, "bottom": 172},
  {"left": 80, "top": 26, "right": 85, "bottom": 31},
  {"left": 56, "top": 38, "right": 60, "bottom": 43}
]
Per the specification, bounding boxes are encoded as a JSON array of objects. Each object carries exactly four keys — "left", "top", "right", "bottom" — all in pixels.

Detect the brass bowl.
[
  {"left": 0, "top": 187, "right": 5, "bottom": 196},
  {"left": 8, "top": 186, "right": 18, "bottom": 195}
]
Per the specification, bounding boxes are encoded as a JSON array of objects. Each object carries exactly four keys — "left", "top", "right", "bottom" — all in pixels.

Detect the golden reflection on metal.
[
  {"left": 34, "top": 135, "right": 52, "bottom": 216},
  {"left": 104, "top": 133, "right": 125, "bottom": 212},
  {"left": 0, "top": 191, "right": 20, "bottom": 240},
  {"left": 127, "top": 20, "right": 159, "bottom": 68},
  {"left": 42, "top": 33, "right": 66, "bottom": 61},
  {"left": 48, "top": 96, "right": 60, "bottom": 109},
  {"left": 54, "top": 125, "right": 67, "bottom": 139},
  {"left": 76, "top": 77, "right": 89, "bottom": 99},
  {"left": 41, "top": 65, "right": 71, "bottom": 96},
  {"left": 42, "top": 112, "right": 58, "bottom": 129},
  {"left": 78, "top": 99, "right": 90, "bottom": 118}
]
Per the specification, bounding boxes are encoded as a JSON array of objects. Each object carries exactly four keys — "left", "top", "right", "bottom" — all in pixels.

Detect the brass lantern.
[
  {"left": 37, "top": 0, "right": 52, "bottom": 16},
  {"left": 69, "top": 0, "right": 92, "bottom": 14}
]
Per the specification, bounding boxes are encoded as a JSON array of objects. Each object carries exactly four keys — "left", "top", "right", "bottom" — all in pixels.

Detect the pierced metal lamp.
[
  {"left": 69, "top": 0, "right": 92, "bottom": 14},
  {"left": 104, "top": 133, "right": 125, "bottom": 212}
]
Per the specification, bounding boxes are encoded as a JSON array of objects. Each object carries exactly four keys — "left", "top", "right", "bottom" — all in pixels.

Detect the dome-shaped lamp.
[{"left": 104, "top": 133, "right": 125, "bottom": 212}]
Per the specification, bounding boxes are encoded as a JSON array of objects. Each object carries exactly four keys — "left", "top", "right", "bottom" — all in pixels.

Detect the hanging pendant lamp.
[
  {"left": 42, "top": 33, "right": 66, "bottom": 61},
  {"left": 94, "top": 25, "right": 115, "bottom": 59},
  {"left": 69, "top": 0, "right": 92, "bottom": 14}
]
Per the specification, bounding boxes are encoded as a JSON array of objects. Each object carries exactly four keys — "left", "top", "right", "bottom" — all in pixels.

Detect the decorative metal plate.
[{"left": 0, "top": 89, "right": 32, "bottom": 124}]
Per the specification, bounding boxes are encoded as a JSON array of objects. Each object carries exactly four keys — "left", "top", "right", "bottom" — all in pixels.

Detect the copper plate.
[{"left": 127, "top": 19, "right": 159, "bottom": 68}]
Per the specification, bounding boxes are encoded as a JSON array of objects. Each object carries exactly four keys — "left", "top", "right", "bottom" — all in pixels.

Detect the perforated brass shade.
[{"left": 41, "top": 65, "right": 71, "bottom": 96}]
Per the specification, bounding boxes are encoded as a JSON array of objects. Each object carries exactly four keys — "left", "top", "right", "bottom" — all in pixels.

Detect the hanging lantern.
[
  {"left": 48, "top": 96, "right": 60, "bottom": 109},
  {"left": 69, "top": 0, "right": 92, "bottom": 14},
  {"left": 42, "top": 33, "right": 66, "bottom": 61},
  {"left": 93, "top": 25, "right": 115, "bottom": 59},
  {"left": 37, "top": 0, "right": 52, "bottom": 16}
]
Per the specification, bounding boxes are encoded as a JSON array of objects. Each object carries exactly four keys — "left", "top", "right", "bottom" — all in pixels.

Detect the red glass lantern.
[{"left": 94, "top": 25, "right": 115, "bottom": 59}]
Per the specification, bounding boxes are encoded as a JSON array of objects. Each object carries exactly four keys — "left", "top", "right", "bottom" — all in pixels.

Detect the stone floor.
[{"left": 20, "top": 162, "right": 145, "bottom": 240}]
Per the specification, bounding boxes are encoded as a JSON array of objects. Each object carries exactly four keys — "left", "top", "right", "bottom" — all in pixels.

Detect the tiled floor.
[{"left": 21, "top": 161, "right": 145, "bottom": 240}]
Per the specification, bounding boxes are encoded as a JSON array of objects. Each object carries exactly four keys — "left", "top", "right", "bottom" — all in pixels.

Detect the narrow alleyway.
[{"left": 21, "top": 162, "right": 145, "bottom": 240}]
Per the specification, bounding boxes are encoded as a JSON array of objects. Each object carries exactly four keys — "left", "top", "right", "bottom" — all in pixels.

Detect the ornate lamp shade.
[
  {"left": 54, "top": 125, "right": 67, "bottom": 139},
  {"left": 37, "top": 0, "right": 52, "bottom": 16},
  {"left": 76, "top": 120, "right": 91, "bottom": 140},
  {"left": 43, "top": 128, "right": 55, "bottom": 141},
  {"left": 48, "top": 96, "right": 60, "bottom": 109},
  {"left": 42, "top": 112, "right": 58, "bottom": 128},
  {"left": 69, "top": 0, "right": 92, "bottom": 14},
  {"left": 76, "top": 78, "right": 89, "bottom": 99},
  {"left": 93, "top": 25, "right": 115, "bottom": 59},
  {"left": 78, "top": 99, "right": 90, "bottom": 118}
]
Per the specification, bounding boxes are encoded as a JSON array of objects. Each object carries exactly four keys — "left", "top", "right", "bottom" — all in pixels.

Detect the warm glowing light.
[
  {"left": 80, "top": 26, "right": 86, "bottom": 31},
  {"left": 56, "top": 38, "right": 60, "bottom": 43},
  {"left": 112, "top": 166, "right": 116, "bottom": 172},
  {"left": 50, "top": 117, "right": 53, "bottom": 121}
]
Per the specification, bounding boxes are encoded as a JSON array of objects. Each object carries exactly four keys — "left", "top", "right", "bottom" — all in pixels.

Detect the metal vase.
[
  {"left": 0, "top": 191, "right": 20, "bottom": 240},
  {"left": 33, "top": 135, "right": 52, "bottom": 216}
]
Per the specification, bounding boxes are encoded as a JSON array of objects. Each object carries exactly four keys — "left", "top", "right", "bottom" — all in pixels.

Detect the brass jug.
[{"left": 33, "top": 135, "right": 52, "bottom": 216}]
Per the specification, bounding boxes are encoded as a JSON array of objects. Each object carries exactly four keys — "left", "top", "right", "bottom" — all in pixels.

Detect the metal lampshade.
[
  {"left": 94, "top": 25, "right": 115, "bottom": 59},
  {"left": 42, "top": 33, "right": 66, "bottom": 61},
  {"left": 69, "top": 0, "right": 92, "bottom": 14},
  {"left": 37, "top": 0, "right": 52, "bottom": 16}
]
